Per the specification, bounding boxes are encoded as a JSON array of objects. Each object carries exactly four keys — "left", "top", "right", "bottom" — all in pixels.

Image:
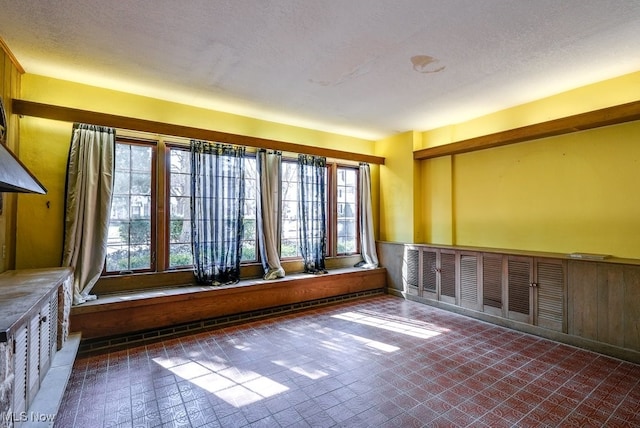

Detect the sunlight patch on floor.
[
  {"left": 344, "top": 331, "right": 400, "bottom": 353},
  {"left": 152, "top": 356, "right": 289, "bottom": 407},
  {"left": 271, "top": 359, "right": 329, "bottom": 380},
  {"left": 331, "top": 311, "right": 443, "bottom": 339}
]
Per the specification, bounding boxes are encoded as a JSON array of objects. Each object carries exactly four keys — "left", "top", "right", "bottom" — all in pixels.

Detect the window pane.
[
  {"left": 241, "top": 157, "right": 257, "bottom": 262},
  {"left": 105, "top": 142, "right": 154, "bottom": 273},
  {"left": 168, "top": 148, "right": 193, "bottom": 268},
  {"left": 169, "top": 243, "right": 192, "bottom": 267},
  {"left": 115, "top": 144, "right": 130, "bottom": 170},
  {"left": 131, "top": 144, "right": 152, "bottom": 171},
  {"left": 110, "top": 196, "right": 130, "bottom": 220},
  {"left": 281, "top": 162, "right": 301, "bottom": 258},
  {"left": 114, "top": 172, "right": 130, "bottom": 194},
  {"left": 131, "top": 172, "right": 151, "bottom": 194},
  {"left": 336, "top": 167, "right": 358, "bottom": 255}
]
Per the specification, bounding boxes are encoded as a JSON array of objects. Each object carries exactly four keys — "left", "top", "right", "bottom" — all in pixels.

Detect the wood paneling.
[
  {"left": 0, "top": 40, "right": 23, "bottom": 272},
  {"left": 623, "top": 266, "right": 640, "bottom": 351},
  {"left": 0, "top": 38, "right": 25, "bottom": 74},
  {"left": 568, "top": 260, "right": 597, "bottom": 339},
  {"left": 414, "top": 100, "right": 640, "bottom": 160},
  {"left": 569, "top": 261, "right": 640, "bottom": 352},
  {"left": 376, "top": 241, "right": 404, "bottom": 292},
  {"left": 12, "top": 99, "right": 385, "bottom": 165},
  {"left": 599, "top": 264, "right": 623, "bottom": 347},
  {"left": 71, "top": 268, "right": 386, "bottom": 339}
]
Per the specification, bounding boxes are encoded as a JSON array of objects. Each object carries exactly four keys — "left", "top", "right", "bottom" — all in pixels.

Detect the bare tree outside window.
[
  {"left": 168, "top": 148, "right": 192, "bottom": 268},
  {"left": 105, "top": 142, "right": 154, "bottom": 273},
  {"left": 281, "top": 161, "right": 300, "bottom": 258}
]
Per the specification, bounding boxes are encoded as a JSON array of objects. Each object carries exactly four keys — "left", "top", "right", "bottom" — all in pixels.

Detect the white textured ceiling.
[{"left": 1, "top": 0, "right": 640, "bottom": 140}]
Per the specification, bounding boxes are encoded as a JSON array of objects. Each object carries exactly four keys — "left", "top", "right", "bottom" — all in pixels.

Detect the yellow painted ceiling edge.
[
  {"left": 21, "top": 74, "right": 377, "bottom": 155},
  {"left": 420, "top": 71, "right": 640, "bottom": 149}
]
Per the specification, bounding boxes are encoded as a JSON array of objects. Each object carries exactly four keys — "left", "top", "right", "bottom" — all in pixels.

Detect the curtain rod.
[{"left": 12, "top": 99, "right": 385, "bottom": 165}]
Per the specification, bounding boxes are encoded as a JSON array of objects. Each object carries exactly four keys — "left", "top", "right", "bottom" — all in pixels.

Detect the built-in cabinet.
[
  {"left": 403, "top": 245, "right": 567, "bottom": 333},
  {"left": 0, "top": 268, "right": 72, "bottom": 428},
  {"left": 12, "top": 290, "right": 59, "bottom": 420},
  {"left": 383, "top": 241, "right": 640, "bottom": 362}
]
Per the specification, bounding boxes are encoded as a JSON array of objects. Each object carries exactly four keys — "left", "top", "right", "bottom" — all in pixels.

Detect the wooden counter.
[{"left": 0, "top": 267, "right": 73, "bottom": 342}]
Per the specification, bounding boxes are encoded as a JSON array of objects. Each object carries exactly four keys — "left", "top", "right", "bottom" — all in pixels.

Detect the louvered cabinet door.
[
  {"left": 534, "top": 258, "right": 566, "bottom": 332},
  {"left": 404, "top": 247, "right": 420, "bottom": 296},
  {"left": 422, "top": 249, "right": 438, "bottom": 298},
  {"left": 439, "top": 250, "right": 457, "bottom": 304},
  {"left": 507, "top": 256, "right": 533, "bottom": 323},
  {"left": 39, "top": 301, "right": 53, "bottom": 383},
  {"left": 13, "top": 324, "right": 28, "bottom": 417},
  {"left": 50, "top": 291, "right": 59, "bottom": 354},
  {"left": 482, "top": 253, "right": 504, "bottom": 316},
  {"left": 459, "top": 252, "right": 481, "bottom": 311},
  {"left": 28, "top": 314, "right": 41, "bottom": 405}
]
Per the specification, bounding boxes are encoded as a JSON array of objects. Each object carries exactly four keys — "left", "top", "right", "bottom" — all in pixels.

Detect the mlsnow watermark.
[{"left": 2, "top": 411, "right": 56, "bottom": 423}]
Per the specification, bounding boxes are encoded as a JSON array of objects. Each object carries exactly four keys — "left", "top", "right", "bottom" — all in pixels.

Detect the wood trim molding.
[
  {"left": 12, "top": 99, "right": 385, "bottom": 165},
  {"left": 0, "top": 38, "right": 25, "bottom": 74},
  {"left": 414, "top": 100, "right": 640, "bottom": 160}
]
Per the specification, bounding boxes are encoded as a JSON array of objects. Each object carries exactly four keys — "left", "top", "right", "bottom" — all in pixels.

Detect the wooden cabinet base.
[{"left": 71, "top": 268, "right": 386, "bottom": 340}]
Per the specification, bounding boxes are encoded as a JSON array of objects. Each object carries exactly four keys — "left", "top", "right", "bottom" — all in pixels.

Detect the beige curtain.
[
  {"left": 256, "top": 150, "right": 285, "bottom": 279},
  {"left": 62, "top": 123, "right": 115, "bottom": 304},
  {"left": 357, "top": 163, "right": 379, "bottom": 268}
]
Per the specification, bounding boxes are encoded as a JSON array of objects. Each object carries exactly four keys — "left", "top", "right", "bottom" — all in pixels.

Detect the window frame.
[
  {"left": 279, "top": 158, "right": 360, "bottom": 260},
  {"left": 279, "top": 158, "right": 303, "bottom": 260},
  {"left": 330, "top": 163, "right": 360, "bottom": 257},
  {"left": 103, "top": 137, "right": 158, "bottom": 276},
  {"left": 165, "top": 143, "right": 193, "bottom": 270},
  {"left": 101, "top": 138, "right": 363, "bottom": 283},
  {"left": 240, "top": 154, "right": 259, "bottom": 263}
]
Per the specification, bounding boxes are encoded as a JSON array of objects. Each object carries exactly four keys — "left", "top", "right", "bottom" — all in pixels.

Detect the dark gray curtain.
[
  {"left": 297, "top": 154, "right": 327, "bottom": 274},
  {"left": 190, "top": 140, "right": 246, "bottom": 285}
]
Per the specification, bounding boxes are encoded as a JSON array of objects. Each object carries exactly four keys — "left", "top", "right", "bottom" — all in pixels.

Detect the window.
[
  {"left": 168, "top": 148, "right": 192, "bottom": 268},
  {"left": 336, "top": 166, "right": 358, "bottom": 255},
  {"left": 280, "top": 161, "right": 301, "bottom": 258},
  {"left": 280, "top": 160, "right": 358, "bottom": 259},
  {"left": 241, "top": 157, "right": 258, "bottom": 262},
  {"left": 104, "top": 136, "right": 362, "bottom": 280},
  {"left": 105, "top": 138, "right": 260, "bottom": 276},
  {"left": 105, "top": 140, "right": 155, "bottom": 273}
]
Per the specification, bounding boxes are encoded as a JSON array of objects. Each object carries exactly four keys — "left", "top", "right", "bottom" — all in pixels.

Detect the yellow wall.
[
  {"left": 375, "top": 131, "right": 417, "bottom": 243},
  {"left": 16, "top": 118, "right": 72, "bottom": 268},
  {"left": 419, "top": 155, "right": 453, "bottom": 245},
  {"left": 22, "top": 75, "right": 375, "bottom": 153},
  {"left": 16, "top": 75, "right": 378, "bottom": 268},
  {"left": 418, "top": 71, "right": 640, "bottom": 149},
  {"left": 418, "top": 71, "right": 640, "bottom": 259},
  {"left": 13, "top": 70, "right": 640, "bottom": 265}
]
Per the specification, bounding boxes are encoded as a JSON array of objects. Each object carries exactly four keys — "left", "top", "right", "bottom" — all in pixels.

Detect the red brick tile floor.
[{"left": 54, "top": 295, "right": 640, "bottom": 427}]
